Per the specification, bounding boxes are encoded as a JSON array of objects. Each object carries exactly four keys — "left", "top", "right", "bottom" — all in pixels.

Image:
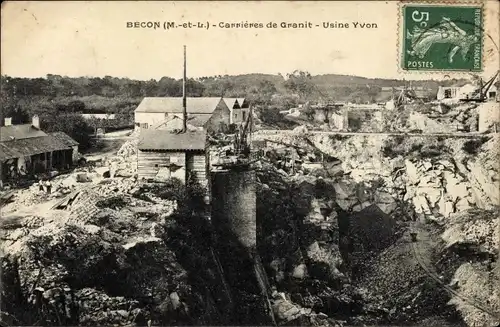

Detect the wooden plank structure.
[{"left": 137, "top": 128, "right": 208, "bottom": 187}]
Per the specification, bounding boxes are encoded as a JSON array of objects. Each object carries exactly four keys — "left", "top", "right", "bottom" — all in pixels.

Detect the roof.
[
  {"left": 151, "top": 115, "right": 209, "bottom": 130},
  {"left": 150, "top": 116, "right": 181, "bottom": 130},
  {"left": 49, "top": 132, "right": 79, "bottom": 147},
  {"left": 237, "top": 98, "right": 248, "bottom": 108},
  {"left": 223, "top": 98, "right": 240, "bottom": 110},
  {"left": 0, "top": 135, "right": 72, "bottom": 161},
  {"left": 0, "top": 124, "right": 47, "bottom": 142},
  {"left": 187, "top": 114, "right": 212, "bottom": 127},
  {"left": 135, "top": 97, "right": 223, "bottom": 114},
  {"left": 138, "top": 129, "right": 207, "bottom": 151}
]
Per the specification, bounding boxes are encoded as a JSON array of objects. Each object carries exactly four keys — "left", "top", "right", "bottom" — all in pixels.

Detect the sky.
[{"left": 1, "top": 1, "right": 499, "bottom": 81}]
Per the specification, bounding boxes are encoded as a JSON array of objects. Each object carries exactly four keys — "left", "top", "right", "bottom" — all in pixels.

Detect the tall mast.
[{"left": 182, "top": 45, "right": 187, "bottom": 133}]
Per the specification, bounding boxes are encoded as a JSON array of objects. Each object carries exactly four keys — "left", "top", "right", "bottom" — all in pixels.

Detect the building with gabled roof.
[
  {"left": 223, "top": 98, "right": 241, "bottom": 124},
  {"left": 237, "top": 98, "right": 249, "bottom": 108},
  {"left": 237, "top": 98, "right": 250, "bottom": 123},
  {"left": 0, "top": 116, "right": 79, "bottom": 185},
  {"left": 137, "top": 129, "right": 208, "bottom": 187},
  {"left": 134, "top": 97, "right": 231, "bottom": 133}
]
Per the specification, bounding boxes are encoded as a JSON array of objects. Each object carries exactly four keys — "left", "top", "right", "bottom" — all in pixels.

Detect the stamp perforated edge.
[{"left": 397, "top": 0, "right": 486, "bottom": 76}]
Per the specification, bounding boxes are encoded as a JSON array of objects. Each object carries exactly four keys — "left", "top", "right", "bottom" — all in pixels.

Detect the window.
[
  {"left": 141, "top": 123, "right": 148, "bottom": 129},
  {"left": 444, "top": 89, "right": 452, "bottom": 98},
  {"left": 242, "top": 111, "right": 247, "bottom": 121},
  {"left": 489, "top": 91, "right": 497, "bottom": 98}
]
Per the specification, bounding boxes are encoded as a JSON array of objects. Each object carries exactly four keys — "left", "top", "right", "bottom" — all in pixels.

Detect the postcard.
[{"left": 1, "top": 1, "right": 499, "bottom": 327}]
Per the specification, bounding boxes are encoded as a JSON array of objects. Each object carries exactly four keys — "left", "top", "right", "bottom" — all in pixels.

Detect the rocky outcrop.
[
  {"left": 450, "top": 263, "right": 500, "bottom": 327},
  {"left": 257, "top": 132, "right": 498, "bottom": 326},
  {"left": 407, "top": 112, "right": 455, "bottom": 133}
]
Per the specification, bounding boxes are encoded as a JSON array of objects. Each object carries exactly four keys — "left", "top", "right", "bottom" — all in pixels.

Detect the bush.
[
  {"left": 462, "top": 137, "right": 490, "bottom": 155},
  {"left": 138, "top": 178, "right": 187, "bottom": 202}
]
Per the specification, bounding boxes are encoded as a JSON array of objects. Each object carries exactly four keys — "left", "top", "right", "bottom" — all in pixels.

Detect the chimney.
[
  {"left": 4, "top": 117, "right": 12, "bottom": 126},
  {"left": 182, "top": 45, "right": 187, "bottom": 133},
  {"left": 32, "top": 115, "right": 40, "bottom": 129}
]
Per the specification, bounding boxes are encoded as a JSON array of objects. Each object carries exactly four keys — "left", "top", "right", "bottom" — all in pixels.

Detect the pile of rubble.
[
  {"left": 1, "top": 175, "right": 189, "bottom": 326},
  {"left": 270, "top": 291, "right": 344, "bottom": 326},
  {"left": 405, "top": 102, "right": 479, "bottom": 133},
  {"left": 117, "top": 138, "right": 138, "bottom": 159}
]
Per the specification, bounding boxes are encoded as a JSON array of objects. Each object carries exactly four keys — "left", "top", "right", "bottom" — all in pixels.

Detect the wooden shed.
[{"left": 137, "top": 129, "right": 208, "bottom": 188}]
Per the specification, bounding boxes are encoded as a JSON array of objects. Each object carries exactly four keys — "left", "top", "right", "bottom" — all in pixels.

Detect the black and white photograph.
[{"left": 1, "top": 1, "right": 499, "bottom": 327}]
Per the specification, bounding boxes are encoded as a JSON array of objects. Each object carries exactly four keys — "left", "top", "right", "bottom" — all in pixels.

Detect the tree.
[
  {"left": 259, "top": 80, "right": 277, "bottom": 96},
  {"left": 141, "top": 79, "right": 158, "bottom": 96},
  {"left": 156, "top": 77, "right": 181, "bottom": 97},
  {"left": 185, "top": 79, "right": 205, "bottom": 97},
  {"left": 283, "top": 70, "right": 315, "bottom": 99},
  {"left": 40, "top": 113, "right": 94, "bottom": 150},
  {"left": 67, "top": 100, "right": 86, "bottom": 113}
]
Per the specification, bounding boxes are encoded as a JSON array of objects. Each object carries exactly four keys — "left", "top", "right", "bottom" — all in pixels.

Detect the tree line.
[{"left": 1, "top": 72, "right": 463, "bottom": 149}]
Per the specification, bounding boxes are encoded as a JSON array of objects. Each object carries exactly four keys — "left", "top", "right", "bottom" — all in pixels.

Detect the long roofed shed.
[
  {"left": 138, "top": 129, "right": 207, "bottom": 151},
  {"left": 0, "top": 135, "right": 73, "bottom": 161},
  {"left": 49, "top": 132, "right": 80, "bottom": 147},
  {"left": 0, "top": 124, "right": 47, "bottom": 142}
]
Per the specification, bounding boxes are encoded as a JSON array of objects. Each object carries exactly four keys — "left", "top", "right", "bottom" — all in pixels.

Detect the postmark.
[{"left": 401, "top": 4, "right": 483, "bottom": 72}]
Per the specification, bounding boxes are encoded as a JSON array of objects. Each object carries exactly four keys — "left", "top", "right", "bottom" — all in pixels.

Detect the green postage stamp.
[{"left": 402, "top": 4, "right": 483, "bottom": 72}]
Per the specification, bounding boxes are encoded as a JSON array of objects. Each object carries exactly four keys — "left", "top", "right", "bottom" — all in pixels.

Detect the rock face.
[
  {"left": 407, "top": 112, "right": 454, "bottom": 133},
  {"left": 256, "top": 132, "right": 499, "bottom": 326},
  {"left": 478, "top": 102, "right": 500, "bottom": 133}
]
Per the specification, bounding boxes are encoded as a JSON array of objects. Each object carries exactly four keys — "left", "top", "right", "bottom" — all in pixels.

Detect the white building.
[{"left": 134, "top": 97, "right": 231, "bottom": 134}]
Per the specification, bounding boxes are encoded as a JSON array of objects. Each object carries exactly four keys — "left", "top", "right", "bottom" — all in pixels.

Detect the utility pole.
[{"left": 182, "top": 45, "right": 187, "bottom": 133}]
